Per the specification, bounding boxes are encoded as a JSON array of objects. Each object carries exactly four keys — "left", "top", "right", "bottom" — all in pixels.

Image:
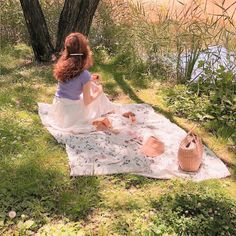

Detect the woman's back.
[{"left": 55, "top": 70, "right": 91, "bottom": 100}]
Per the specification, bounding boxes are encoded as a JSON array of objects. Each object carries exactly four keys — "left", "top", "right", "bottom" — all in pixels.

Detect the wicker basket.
[{"left": 178, "top": 127, "right": 203, "bottom": 172}]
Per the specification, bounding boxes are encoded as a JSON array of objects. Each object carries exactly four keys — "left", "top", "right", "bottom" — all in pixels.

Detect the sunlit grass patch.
[
  {"left": 37, "top": 221, "right": 83, "bottom": 235},
  {"left": 0, "top": 43, "right": 236, "bottom": 235},
  {"left": 101, "top": 188, "right": 144, "bottom": 211}
]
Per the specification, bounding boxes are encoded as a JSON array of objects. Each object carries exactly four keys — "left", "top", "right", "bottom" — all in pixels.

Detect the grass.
[{"left": 0, "top": 44, "right": 236, "bottom": 235}]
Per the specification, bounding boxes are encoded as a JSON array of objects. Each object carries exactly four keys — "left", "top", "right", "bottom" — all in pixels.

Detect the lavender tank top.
[{"left": 55, "top": 70, "right": 91, "bottom": 100}]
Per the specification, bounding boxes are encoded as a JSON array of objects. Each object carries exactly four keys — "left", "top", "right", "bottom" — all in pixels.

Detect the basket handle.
[
  {"left": 179, "top": 124, "right": 198, "bottom": 148},
  {"left": 189, "top": 130, "right": 203, "bottom": 155},
  {"left": 186, "top": 124, "right": 198, "bottom": 136},
  {"left": 195, "top": 135, "right": 203, "bottom": 154}
]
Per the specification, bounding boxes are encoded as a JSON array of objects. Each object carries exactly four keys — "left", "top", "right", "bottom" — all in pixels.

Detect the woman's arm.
[{"left": 82, "top": 81, "right": 103, "bottom": 106}]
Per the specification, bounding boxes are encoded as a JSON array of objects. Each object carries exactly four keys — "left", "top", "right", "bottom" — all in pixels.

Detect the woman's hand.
[
  {"left": 83, "top": 81, "right": 103, "bottom": 106},
  {"left": 91, "top": 73, "right": 101, "bottom": 84}
]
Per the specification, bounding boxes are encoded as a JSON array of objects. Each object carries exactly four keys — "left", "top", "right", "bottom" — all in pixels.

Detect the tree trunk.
[
  {"left": 20, "top": 0, "right": 54, "bottom": 62},
  {"left": 55, "top": 0, "right": 82, "bottom": 52},
  {"left": 56, "top": 0, "right": 100, "bottom": 52},
  {"left": 74, "top": 0, "right": 100, "bottom": 35}
]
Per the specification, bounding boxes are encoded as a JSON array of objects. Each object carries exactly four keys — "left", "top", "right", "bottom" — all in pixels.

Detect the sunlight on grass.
[{"left": 1, "top": 44, "right": 235, "bottom": 235}]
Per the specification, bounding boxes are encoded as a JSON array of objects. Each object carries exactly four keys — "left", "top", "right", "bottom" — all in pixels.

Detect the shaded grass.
[{"left": 0, "top": 44, "right": 236, "bottom": 235}]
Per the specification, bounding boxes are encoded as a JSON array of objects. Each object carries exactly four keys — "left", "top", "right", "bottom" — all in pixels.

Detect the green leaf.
[{"left": 203, "top": 114, "right": 215, "bottom": 120}]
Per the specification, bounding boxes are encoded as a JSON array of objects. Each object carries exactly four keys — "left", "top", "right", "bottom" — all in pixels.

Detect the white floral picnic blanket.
[{"left": 38, "top": 103, "right": 230, "bottom": 181}]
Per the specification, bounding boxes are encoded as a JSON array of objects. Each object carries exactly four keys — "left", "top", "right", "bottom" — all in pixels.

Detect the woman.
[{"left": 41, "top": 32, "right": 119, "bottom": 133}]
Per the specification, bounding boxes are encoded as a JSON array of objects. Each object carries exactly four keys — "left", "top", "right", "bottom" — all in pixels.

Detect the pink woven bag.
[{"left": 178, "top": 126, "right": 203, "bottom": 172}]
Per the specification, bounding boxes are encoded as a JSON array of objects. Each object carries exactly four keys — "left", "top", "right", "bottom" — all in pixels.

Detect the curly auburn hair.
[{"left": 53, "top": 32, "right": 93, "bottom": 82}]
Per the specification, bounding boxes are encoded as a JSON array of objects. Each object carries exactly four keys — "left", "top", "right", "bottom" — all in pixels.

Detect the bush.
[
  {"left": 146, "top": 183, "right": 236, "bottom": 236},
  {"left": 165, "top": 84, "right": 210, "bottom": 120},
  {"left": 0, "top": 0, "right": 28, "bottom": 44},
  {"left": 165, "top": 65, "right": 236, "bottom": 142}
]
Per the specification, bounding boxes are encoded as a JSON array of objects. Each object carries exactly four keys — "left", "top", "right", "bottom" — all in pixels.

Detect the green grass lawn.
[{"left": 0, "top": 44, "right": 236, "bottom": 235}]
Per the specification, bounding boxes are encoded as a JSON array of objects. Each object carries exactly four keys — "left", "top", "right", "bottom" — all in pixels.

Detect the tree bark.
[
  {"left": 55, "top": 0, "right": 83, "bottom": 52},
  {"left": 20, "top": 0, "right": 54, "bottom": 62},
  {"left": 56, "top": 0, "right": 100, "bottom": 52},
  {"left": 74, "top": 0, "right": 100, "bottom": 35}
]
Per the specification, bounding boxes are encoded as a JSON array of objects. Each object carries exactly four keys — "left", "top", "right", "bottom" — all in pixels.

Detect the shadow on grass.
[
  {"left": 0, "top": 151, "right": 100, "bottom": 225},
  {"left": 0, "top": 58, "right": 55, "bottom": 86},
  {"left": 109, "top": 173, "right": 158, "bottom": 189},
  {"left": 0, "top": 66, "right": 15, "bottom": 76},
  {"left": 30, "top": 65, "right": 55, "bottom": 85},
  {"left": 0, "top": 82, "right": 39, "bottom": 114},
  {"left": 0, "top": 66, "right": 56, "bottom": 114},
  {"left": 0, "top": 72, "right": 99, "bottom": 226},
  {"left": 103, "top": 81, "right": 120, "bottom": 101},
  {"left": 99, "top": 62, "right": 175, "bottom": 122},
  {"left": 0, "top": 112, "right": 100, "bottom": 224}
]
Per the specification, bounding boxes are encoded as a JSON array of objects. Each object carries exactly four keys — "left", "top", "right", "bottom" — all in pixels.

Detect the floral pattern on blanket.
[{"left": 38, "top": 103, "right": 231, "bottom": 181}]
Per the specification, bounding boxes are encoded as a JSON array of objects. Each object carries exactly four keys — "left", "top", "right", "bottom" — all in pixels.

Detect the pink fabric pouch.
[
  {"left": 140, "top": 136, "right": 165, "bottom": 157},
  {"left": 92, "top": 117, "right": 112, "bottom": 131}
]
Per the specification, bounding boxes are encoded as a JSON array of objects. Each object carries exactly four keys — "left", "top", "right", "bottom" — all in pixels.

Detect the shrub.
[
  {"left": 0, "top": 0, "right": 63, "bottom": 45},
  {"left": 165, "top": 65, "right": 236, "bottom": 141},
  {"left": 146, "top": 183, "right": 236, "bottom": 236},
  {"left": 0, "top": 0, "right": 28, "bottom": 44},
  {"left": 165, "top": 84, "right": 210, "bottom": 120}
]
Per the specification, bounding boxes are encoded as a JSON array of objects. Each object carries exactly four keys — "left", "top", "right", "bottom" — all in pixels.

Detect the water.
[{"left": 180, "top": 45, "right": 236, "bottom": 81}]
